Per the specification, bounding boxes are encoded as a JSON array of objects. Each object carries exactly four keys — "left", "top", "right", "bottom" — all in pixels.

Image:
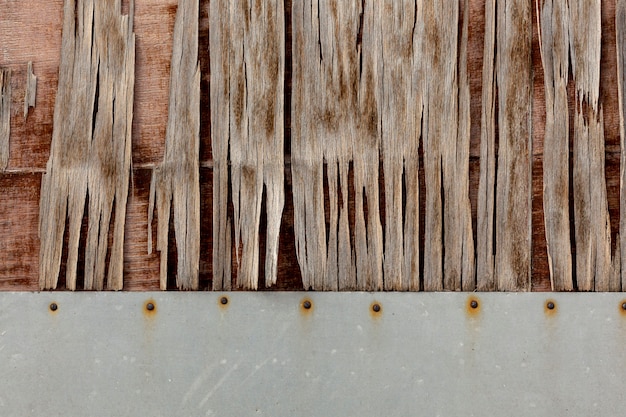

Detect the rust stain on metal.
[
  {"left": 370, "top": 302, "right": 382, "bottom": 319},
  {"left": 300, "top": 298, "right": 313, "bottom": 315},
  {"left": 143, "top": 299, "right": 157, "bottom": 318},
  {"left": 465, "top": 296, "right": 481, "bottom": 318},
  {"left": 544, "top": 299, "right": 557, "bottom": 316},
  {"left": 218, "top": 295, "right": 229, "bottom": 310},
  {"left": 619, "top": 300, "right": 626, "bottom": 317},
  {"left": 48, "top": 302, "right": 58, "bottom": 314}
]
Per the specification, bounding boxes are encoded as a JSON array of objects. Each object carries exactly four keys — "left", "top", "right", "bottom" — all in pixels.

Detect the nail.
[
  {"left": 49, "top": 303, "right": 58, "bottom": 312},
  {"left": 547, "top": 301, "right": 555, "bottom": 310},
  {"left": 220, "top": 297, "right": 228, "bottom": 305},
  {"left": 372, "top": 303, "right": 381, "bottom": 313},
  {"left": 303, "top": 300, "right": 312, "bottom": 309},
  {"left": 470, "top": 300, "right": 478, "bottom": 309},
  {"left": 146, "top": 302, "right": 155, "bottom": 311}
]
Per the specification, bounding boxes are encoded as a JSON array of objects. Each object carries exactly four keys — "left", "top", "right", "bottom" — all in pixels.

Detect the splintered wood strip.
[
  {"left": 292, "top": 0, "right": 382, "bottom": 291},
  {"left": 209, "top": 0, "right": 231, "bottom": 290},
  {"left": 38, "top": 0, "right": 135, "bottom": 290},
  {"left": 494, "top": 0, "right": 533, "bottom": 291},
  {"left": 210, "top": 0, "right": 284, "bottom": 290},
  {"left": 0, "top": 68, "right": 10, "bottom": 170},
  {"left": 618, "top": 0, "right": 626, "bottom": 290},
  {"left": 421, "top": 1, "right": 474, "bottom": 291},
  {"left": 537, "top": 0, "right": 573, "bottom": 290},
  {"left": 23, "top": 61, "right": 36, "bottom": 119},
  {"left": 477, "top": 0, "right": 497, "bottom": 291},
  {"left": 570, "top": 0, "right": 612, "bottom": 291},
  {"left": 148, "top": 0, "right": 200, "bottom": 290},
  {"left": 380, "top": 0, "right": 421, "bottom": 291}
]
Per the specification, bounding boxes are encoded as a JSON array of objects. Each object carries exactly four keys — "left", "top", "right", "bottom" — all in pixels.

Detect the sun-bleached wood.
[
  {"left": 617, "top": 0, "right": 626, "bottom": 290},
  {"left": 537, "top": 0, "right": 573, "bottom": 291},
  {"left": 38, "top": 0, "right": 135, "bottom": 290},
  {"left": 570, "top": 0, "right": 612, "bottom": 291},
  {"left": 210, "top": 0, "right": 284, "bottom": 290},
  {"left": 380, "top": 0, "right": 421, "bottom": 291},
  {"left": 421, "top": 1, "right": 474, "bottom": 291},
  {"left": 24, "top": 61, "right": 36, "bottom": 119},
  {"left": 148, "top": 0, "right": 200, "bottom": 290},
  {"left": 495, "top": 0, "right": 533, "bottom": 291},
  {"left": 0, "top": 68, "right": 9, "bottom": 170},
  {"left": 292, "top": 0, "right": 382, "bottom": 291},
  {"left": 477, "top": 0, "right": 497, "bottom": 291}
]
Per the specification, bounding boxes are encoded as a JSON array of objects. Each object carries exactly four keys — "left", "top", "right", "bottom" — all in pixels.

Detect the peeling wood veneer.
[
  {"left": 24, "top": 61, "right": 36, "bottom": 119},
  {"left": 149, "top": 0, "right": 200, "bottom": 290},
  {"left": 39, "top": 0, "right": 135, "bottom": 290},
  {"left": 292, "top": 0, "right": 382, "bottom": 291},
  {"left": 0, "top": 68, "right": 10, "bottom": 170},
  {"left": 210, "top": 0, "right": 285, "bottom": 290}
]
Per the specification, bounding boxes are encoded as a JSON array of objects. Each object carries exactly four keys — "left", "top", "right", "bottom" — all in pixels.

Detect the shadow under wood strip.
[
  {"left": 39, "top": 0, "right": 135, "bottom": 291},
  {"left": 538, "top": 0, "right": 572, "bottom": 290},
  {"left": 148, "top": 0, "right": 200, "bottom": 290},
  {"left": 0, "top": 68, "right": 10, "bottom": 170}
]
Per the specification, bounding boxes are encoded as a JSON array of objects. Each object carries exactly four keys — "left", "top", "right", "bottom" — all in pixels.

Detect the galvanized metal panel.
[{"left": 0, "top": 292, "right": 625, "bottom": 416}]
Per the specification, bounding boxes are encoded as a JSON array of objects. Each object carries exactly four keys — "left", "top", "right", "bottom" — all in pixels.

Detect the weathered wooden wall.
[{"left": 0, "top": 0, "right": 622, "bottom": 291}]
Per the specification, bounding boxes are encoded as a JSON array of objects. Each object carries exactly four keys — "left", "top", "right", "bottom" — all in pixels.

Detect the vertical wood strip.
[
  {"left": 210, "top": 0, "right": 284, "bottom": 290},
  {"left": 148, "top": 0, "right": 200, "bottom": 290},
  {"left": 538, "top": 0, "right": 572, "bottom": 290},
  {"left": 0, "top": 68, "right": 9, "bottom": 170},
  {"left": 570, "top": 0, "right": 611, "bottom": 291},
  {"left": 381, "top": 0, "right": 421, "bottom": 291},
  {"left": 39, "top": 0, "right": 135, "bottom": 290},
  {"left": 24, "top": 61, "right": 37, "bottom": 119},
  {"left": 292, "top": 0, "right": 382, "bottom": 291},
  {"left": 477, "top": 0, "right": 497, "bottom": 291},
  {"left": 209, "top": 0, "right": 232, "bottom": 291},
  {"left": 617, "top": 0, "right": 626, "bottom": 290},
  {"left": 494, "top": 0, "right": 533, "bottom": 291},
  {"left": 422, "top": 1, "right": 474, "bottom": 291}
]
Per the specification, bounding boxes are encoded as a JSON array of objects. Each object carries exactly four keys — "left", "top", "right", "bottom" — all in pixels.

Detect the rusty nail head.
[
  {"left": 49, "top": 303, "right": 58, "bottom": 312},
  {"left": 622, "top": 302, "right": 626, "bottom": 311},
  {"left": 372, "top": 303, "right": 381, "bottom": 313},
  {"left": 220, "top": 297, "right": 228, "bottom": 305},
  {"left": 303, "top": 300, "right": 312, "bottom": 309},
  {"left": 547, "top": 301, "right": 555, "bottom": 310},
  {"left": 470, "top": 300, "right": 478, "bottom": 309},
  {"left": 146, "top": 302, "right": 155, "bottom": 311}
]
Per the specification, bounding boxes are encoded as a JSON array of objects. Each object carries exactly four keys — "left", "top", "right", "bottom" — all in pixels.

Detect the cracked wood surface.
[
  {"left": 0, "top": 0, "right": 624, "bottom": 291},
  {"left": 38, "top": 0, "right": 135, "bottom": 290},
  {"left": 0, "top": 68, "right": 10, "bottom": 170},
  {"left": 149, "top": 0, "right": 200, "bottom": 290}
]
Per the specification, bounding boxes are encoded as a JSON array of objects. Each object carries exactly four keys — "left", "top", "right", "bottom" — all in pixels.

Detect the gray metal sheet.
[{"left": 1, "top": 292, "right": 625, "bottom": 416}]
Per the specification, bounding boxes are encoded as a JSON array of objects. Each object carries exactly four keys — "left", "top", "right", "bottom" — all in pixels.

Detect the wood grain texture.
[
  {"left": 210, "top": 0, "right": 285, "bottom": 290},
  {"left": 0, "top": 0, "right": 625, "bottom": 291},
  {"left": 617, "top": 0, "right": 626, "bottom": 290},
  {"left": 149, "top": 0, "right": 200, "bottom": 290},
  {"left": 421, "top": 1, "right": 475, "bottom": 291},
  {"left": 570, "top": 0, "right": 613, "bottom": 291},
  {"left": 0, "top": 68, "right": 9, "bottom": 170},
  {"left": 23, "top": 62, "right": 36, "bottom": 119},
  {"left": 38, "top": 0, "right": 135, "bottom": 290},
  {"left": 495, "top": 0, "right": 533, "bottom": 291},
  {"left": 380, "top": 0, "right": 421, "bottom": 291},
  {"left": 537, "top": 0, "right": 572, "bottom": 290},
  {"left": 292, "top": 0, "right": 383, "bottom": 291}
]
